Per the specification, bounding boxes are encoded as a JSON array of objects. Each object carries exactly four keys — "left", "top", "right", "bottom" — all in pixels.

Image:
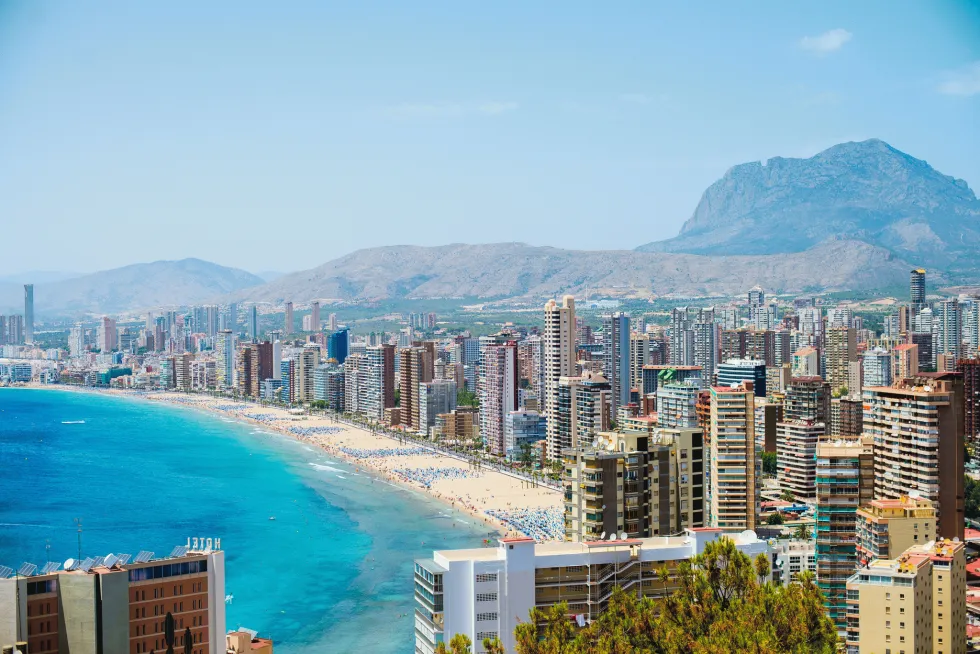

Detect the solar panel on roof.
[
  {"left": 103, "top": 554, "right": 119, "bottom": 569},
  {"left": 0, "top": 566, "right": 13, "bottom": 579},
  {"left": 64, "top": 559, "right": 79, "bottom": 571},
  {"left": 41, "top": 562, "right": 61, "bottom": 575},
  {"left": 116, "top": 554, "right": 131, "bottom": 566},
  {"left": 169, "top": 545, "right": 188, "bottom": 558},
  {"left": 134, "top": 551, "right": 153, "bottom": 563},
  {"left": 78, "top": 558, "right": 95, "bottom": 573},
  {"left": 17, "top": 563, "right": 37, "bottom": 577},
  {"left": 91, "top": 556, "right": 105, "bottom": 568}
]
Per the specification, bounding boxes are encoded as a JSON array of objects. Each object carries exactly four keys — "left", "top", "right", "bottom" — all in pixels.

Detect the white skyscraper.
[
  {"left": 69, "top": 323, "right": 84, "bottom": 357},
  {"left": 543, "top": 296, "right": 576, "bottom": 462},
  {"left": 216, "top": 329, "right": 237, "bottom": 389},
  {"left": 861, "top": 347, "right": 893, "bottom": 387}
]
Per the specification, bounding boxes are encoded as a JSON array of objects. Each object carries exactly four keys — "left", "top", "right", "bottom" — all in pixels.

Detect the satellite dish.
[
  {"left": 600, "top": 532, "right": 606, "bottom": 540},
  {"left": 620, "top": 532, "right": 627, "bottom": 540},
  {"left": 64, "top": 558, "right": 75, "bottom": 570},
  {"left": 609, "top": 533, "right": 617, "bottom": 541}
]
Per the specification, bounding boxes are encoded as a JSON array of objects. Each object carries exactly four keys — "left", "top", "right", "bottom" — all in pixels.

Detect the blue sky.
[{"left": 0, "top": 1, "right": 977, "bottom": 275}]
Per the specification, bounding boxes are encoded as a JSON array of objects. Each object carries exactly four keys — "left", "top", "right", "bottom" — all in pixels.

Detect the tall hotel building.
[
  {"left": 364, "top": 344, "right": 395, "bottom": 421},
  {"left": 23, "top": 283, "right": 33, "bottom": 344},
  {"left": 479, "top": 342, "right": 518, "bottom": 456},
  {"left": 957, "top": 357, "right": 980, "bottom": 442},
  {"left": 310, "top": 301, "right": 320, "bottom": 332},
  {"left": 777, "top": 377, "right": 830, "bottom": 502},
  {"left": 910, "top": 267, "right": 926, "bottom": 317},
  {"left": 825, "top": 327, "right": 857, "bottom": 393},
  {"left": 215, "top": 330, "right": 236, "bottom": 389},
  {"left": 864, "top": 372, "right": 965, "bottom": 540},
  {"left": 284, "top": 301, "right": 294, "bottom": 334},
  {"left": 601, "top": 312, "right": 630, "bottom": 414},
  {"left": 543, "top": 296, "right": 576, "bottom": 462},
  {"left": 564, "top": 427, "right": 704, "bottom": 542},
  {"left": 401, "top": 343, "right": 435, "bottom": 430},
  {"left": 413, "top": 529, "right": 769, "bottom": 654},
  {"left": 708, "top": 381, "right": 758, "bottom": 531},
  {"left": 0, "top": 545, "right": 225, "bottom": 654},
  {"left": 814, "top": 437, "right": 874, "bottom": 637}
]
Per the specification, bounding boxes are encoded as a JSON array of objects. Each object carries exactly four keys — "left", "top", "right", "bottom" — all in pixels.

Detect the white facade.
[
  {"left": 414, "top": 529, "right": 770, "bottom": 654},
  {"left": 861, "top": 347, "right": 892, "bottom": 387},
  {"left": 543, "top": 296, "right": 576, "bottom": 462},
  {"left": 771, "top": 539, "right": 816, "bottom": 586}
]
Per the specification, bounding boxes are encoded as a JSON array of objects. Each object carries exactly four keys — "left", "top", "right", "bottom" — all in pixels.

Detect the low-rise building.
[
  {"left": 0, "top": 545, "right": 225, "bottom": 654},
  {"left": 414, "top": 529, "right": 770, "bottom": 654},
  {"left": 771, "top": 539, "right": 816, "bottom": 586}
]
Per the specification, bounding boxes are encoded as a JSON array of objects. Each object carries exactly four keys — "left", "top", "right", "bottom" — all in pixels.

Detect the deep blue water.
[{"left": 0, "top": 389, "right": 492, "bottom": 652}]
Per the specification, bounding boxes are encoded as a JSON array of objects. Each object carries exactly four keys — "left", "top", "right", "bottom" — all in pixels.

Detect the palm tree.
[{"left": 518, "top": 442, "right": 535, "bottom": 469}]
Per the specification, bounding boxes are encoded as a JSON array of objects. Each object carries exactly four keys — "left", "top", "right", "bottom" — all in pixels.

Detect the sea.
[{"left": 0, "top": 388, "right": 493, "bottom": 652}]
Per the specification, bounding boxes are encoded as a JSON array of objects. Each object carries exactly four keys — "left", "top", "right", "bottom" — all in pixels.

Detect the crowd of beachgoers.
[
  {"left": 485, "top": 507, "right": 565, "bottom": 542},
  {"left": 37, "top": 386, "right": 564, "bottom": 541}
]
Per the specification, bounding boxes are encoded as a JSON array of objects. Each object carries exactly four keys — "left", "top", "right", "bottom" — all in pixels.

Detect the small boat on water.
[
  {"left": 62, "top": 420, "right": 85, "bottom": 424},
  {"left": 269, "top": 516, "right": 276, "bottom": 521}
]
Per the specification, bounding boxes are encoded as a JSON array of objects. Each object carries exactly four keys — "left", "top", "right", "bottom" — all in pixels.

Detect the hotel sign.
[{"left": 185, "top": 537, "right": 221, "bottom": 552}]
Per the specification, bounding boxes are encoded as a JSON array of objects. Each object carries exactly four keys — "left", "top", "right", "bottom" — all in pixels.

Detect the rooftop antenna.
[
  {"left": 74, "top": 518, "right": 83, "bottom": 561},
  {"left": 45, "top": 539, "right": 51, "bottom": 564}
]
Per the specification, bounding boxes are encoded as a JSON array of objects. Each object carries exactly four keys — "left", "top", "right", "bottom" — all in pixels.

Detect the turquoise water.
[{"left": 0, "top": 389, "right": 493, "bottom": 652}]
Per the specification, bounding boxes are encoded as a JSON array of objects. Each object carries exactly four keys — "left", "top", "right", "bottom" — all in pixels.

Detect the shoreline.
[{"left": 15, "top": 384, "right": 563, "bottom": 542}]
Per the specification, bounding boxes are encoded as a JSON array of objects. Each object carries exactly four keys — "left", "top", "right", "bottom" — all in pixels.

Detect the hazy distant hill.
[
  {"left": 637, "top": 139, "right": 980, "bottom": 279},
  {"left": 0, "top": 259, "right": 264, "bottom": 316},
  {"left": 231, "top": 239, "right": 913, "bottom": 303}
]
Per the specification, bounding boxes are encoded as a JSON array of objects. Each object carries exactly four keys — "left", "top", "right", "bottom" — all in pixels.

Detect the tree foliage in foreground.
[{"left": 438, "top": 537, "right": 837, "bottom": 654}]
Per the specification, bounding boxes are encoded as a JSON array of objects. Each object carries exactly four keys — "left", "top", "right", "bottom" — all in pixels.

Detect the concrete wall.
[
  {"left": 208, "top": 551, "right": 227, "bottom": 654},
  {"left": 58, "top": 574, "right": 98, "bottom": 654},
  {"left": 0, "top": 578, "right": 22, "bottom": 647},
  {"left": 99, "top": 571, "right": 130, "bottom": 654}
]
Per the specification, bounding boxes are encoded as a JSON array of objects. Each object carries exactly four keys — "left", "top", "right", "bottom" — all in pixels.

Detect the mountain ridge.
[
  {"left": 228, "top": 238, "right": 916, "bottom": 304},
  {"left": 637, "top": 139, "right": 980, "bottom": 278},
  {"left": 0, "top": 258, "right": 264, "bottom": 316}
]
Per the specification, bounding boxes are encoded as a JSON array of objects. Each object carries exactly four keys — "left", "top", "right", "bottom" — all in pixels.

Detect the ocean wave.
[{"left": 309, "top": 463, "right": 343, "bottom": 473}]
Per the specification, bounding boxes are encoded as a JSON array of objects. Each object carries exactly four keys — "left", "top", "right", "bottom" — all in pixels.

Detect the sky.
[{"left": 0, "top": 1, "right": 978, "bottom": 276}]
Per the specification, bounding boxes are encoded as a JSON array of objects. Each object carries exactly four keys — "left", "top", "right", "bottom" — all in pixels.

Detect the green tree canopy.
[
  {"left": 966, "top": 475, "right": 980, "bottom": 521},
  {"left": 510, "top": 537, "right": 837, "bottom": 653},
  {"left": 761, "top": 451, "right": 777, "bottom": 475}
]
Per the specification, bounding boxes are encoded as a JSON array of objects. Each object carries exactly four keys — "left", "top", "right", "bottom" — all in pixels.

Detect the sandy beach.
[{"left": 23, "top": 385, "right": 564, "bottom": 541}]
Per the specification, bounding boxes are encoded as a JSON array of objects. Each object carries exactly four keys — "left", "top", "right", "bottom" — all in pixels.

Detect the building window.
[
  {"left": 476, "top": 612, "right": 499, "bottom": 622},
  {"left": 475, "top": 573, "right": 498, "bottom": 582}
]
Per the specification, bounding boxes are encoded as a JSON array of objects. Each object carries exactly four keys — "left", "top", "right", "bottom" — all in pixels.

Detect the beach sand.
[{"left": 31, "top": 386, "right": 563, "bottom": 540}]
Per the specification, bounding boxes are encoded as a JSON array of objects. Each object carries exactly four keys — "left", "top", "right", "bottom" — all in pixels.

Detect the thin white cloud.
[
  {"left": 938, "top": 61, "right": 980, "bottom": 96},
  {"left": 799, "top": 28, "right": 852, "bottom": 55},
  {"left": 382, "top": 102, "right": 518, "bottom": 119}
]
